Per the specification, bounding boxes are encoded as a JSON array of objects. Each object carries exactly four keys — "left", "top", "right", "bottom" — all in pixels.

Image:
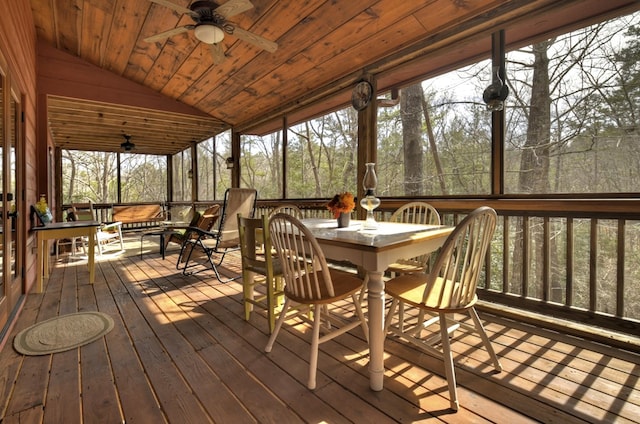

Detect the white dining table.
[{"left": 301, "top": 218, "right": 453, "bottom": 391}]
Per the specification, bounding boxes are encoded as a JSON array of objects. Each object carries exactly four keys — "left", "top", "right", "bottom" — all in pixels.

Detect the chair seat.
[
  {"left": 286, "top": 269, "right": 363, "bottom": 305},
  {"left": 385, "top": 273, "right": 477, "bottom": 313},
  {"left": 244, "top": 256, "right": 283, "bottom": 276},
  {"left": 386, "top": 258, "right": 425, "bottom": 274}
]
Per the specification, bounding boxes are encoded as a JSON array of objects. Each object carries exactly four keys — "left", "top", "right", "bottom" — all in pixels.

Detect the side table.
[{"left": 140, "top": 230, "right": 169, "bottom": 259}]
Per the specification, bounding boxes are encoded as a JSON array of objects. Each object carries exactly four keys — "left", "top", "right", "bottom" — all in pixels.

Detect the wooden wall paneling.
[{"left": 0, "top": 0, "right": 38, "bottom": 295}]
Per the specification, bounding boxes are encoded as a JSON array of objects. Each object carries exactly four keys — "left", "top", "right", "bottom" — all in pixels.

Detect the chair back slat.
[
  {"left": 389, "top": 201, "right": 441, "bottom": 270},
  {"left": 269, "top": 213, "right": 335, "bottom": 301},
  {"left": 423, "top": 206, "right": 496, "bottom": 310},
  {"left": 268, "top": 204, "right": 303, "bottom": 219},
  {"left": 389, "top": 201, "right": 440, "bottom": 225}
]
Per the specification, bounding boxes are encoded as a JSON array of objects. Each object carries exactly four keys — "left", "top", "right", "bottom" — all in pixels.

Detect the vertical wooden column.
[
  {"left": 54, "top": 147, "right": 62, "bottom": 221},
  {"left": 490, "top": 30, "right": 506, "bottom": 195},
  {"left": 191, "top": 142, "right": 198, "bottom": 202},
  {"left": 282, "top": 116, "right": 288, "bottom": 199},
  {"left": 356, "top": 75, "right": 377, "bottom": 219},
  {"left": 231, "top": 129, "right": 240, "bottom": 188}
]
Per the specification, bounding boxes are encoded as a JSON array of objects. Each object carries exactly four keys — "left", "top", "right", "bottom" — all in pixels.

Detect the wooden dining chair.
[
  {"left": 237, "top": 213, "right": 283, "bottom": 333},
  {"left": 71, "top": 202, "right": 124, "bottom": 255},
  {"left": 268, "top": 203, "right": 303, "bottom": 219},
  {"left": 384, "top": 206, "right": 501, "bottom": 411},
  {"left": 387, "top": 201, "right": 441, "bottom": 274},
  {"left": 358, "top": 201, "right": 441, "bottom": 305},
  {"left": 265, "top": 213, "right": 369, "bottom": 390}
]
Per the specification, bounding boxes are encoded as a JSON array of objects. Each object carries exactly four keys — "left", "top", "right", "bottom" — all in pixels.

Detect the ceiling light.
[
  {"left": 194, "top": 24, "right": 225, "bottom": 44},
  {"left": 121, "top": 135, "right": 136, "bottom": 152}
]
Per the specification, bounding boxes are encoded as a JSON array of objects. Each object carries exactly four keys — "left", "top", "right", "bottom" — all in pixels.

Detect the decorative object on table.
[
  {"left": 337, "top": 212, "right": 351, "bottom": 228},
  {"left": 327, "top": 192, "right": 355, "bottom": 227},
  {"left": 14, "top": 311, "right": 114, "bottom": 355},
  {"left": 32, "top": 194, "right": 53, "bottom": 225},
  {"left": 360, "top": 163, "right": 381, "bottom": 229}
]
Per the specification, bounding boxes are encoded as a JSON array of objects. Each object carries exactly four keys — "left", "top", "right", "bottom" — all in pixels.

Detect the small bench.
[{"left": 112, "top": 204, "right": 164, "bottom": 230}]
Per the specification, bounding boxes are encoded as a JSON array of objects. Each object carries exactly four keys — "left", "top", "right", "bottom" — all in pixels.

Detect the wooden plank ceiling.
[{"left": 29, "top": 0, "right": 640, "bottom": 155}]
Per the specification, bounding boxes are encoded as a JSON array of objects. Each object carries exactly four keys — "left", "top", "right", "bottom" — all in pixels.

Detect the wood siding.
[{"left": 0, "top": 0, "right": 38, "bottom": 296}]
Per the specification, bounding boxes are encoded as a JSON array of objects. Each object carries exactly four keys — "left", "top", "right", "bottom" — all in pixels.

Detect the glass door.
[{"left": 0, "top": 55, "right": 24, "bottom": 332}]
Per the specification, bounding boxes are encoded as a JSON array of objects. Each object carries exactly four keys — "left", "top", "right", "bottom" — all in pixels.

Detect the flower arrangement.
[{"left": 327, "top": 192, "right": 355, "bottom": 218}]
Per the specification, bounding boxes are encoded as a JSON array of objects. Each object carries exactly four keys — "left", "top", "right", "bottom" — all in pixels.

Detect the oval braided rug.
[{"left": 13, "top": 311, "right": 114, "bottom": 355}]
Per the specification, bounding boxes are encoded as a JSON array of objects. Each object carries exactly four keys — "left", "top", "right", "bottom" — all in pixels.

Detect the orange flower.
[{"left": 327, "top": 192, "right": 355, "bottom": 218}]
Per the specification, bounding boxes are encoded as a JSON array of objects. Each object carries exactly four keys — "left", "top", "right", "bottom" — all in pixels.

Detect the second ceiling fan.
[{"left": 144, "top": 0, "right": 278, "bottom": 64}]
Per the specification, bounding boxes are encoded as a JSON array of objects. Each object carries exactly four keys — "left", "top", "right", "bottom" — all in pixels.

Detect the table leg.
[
  {"left": 367, "top": 270, "right": 385, "bottom": 391},
  {"left": 88, "top": 227, "right": 96, "bottom": 283},
  {"left": 160, "top": 233, "right": 165, "bottom": 260},
  {"left": 36, "top": 232, "right": 44, "bottom": 293}
]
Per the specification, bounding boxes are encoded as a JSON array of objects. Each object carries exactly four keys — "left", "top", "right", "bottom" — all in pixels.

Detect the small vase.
[{"left": 337, "top": 212, "right": 351, "bottom": 228}]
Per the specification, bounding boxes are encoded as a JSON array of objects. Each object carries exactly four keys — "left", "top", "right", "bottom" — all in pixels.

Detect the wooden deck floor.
[{"left": 0, "top": 235, "right": 639, "bottom": 423}]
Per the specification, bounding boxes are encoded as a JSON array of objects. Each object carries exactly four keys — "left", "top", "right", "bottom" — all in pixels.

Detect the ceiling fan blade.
[
  {"left": 214, "top": 0, "right": 254, "bottom": 19},
  {"left": 210, "top": 43, "right": 225, "bottom": 65},
  {"left": 148, "top": 0, "right": 198, "bottom": 18},
  {"left": 144, "top": 26, "right": 191, "bottom": 43},
  {"left": 232, "top": 27, "right": 278, "bottom": 53}
]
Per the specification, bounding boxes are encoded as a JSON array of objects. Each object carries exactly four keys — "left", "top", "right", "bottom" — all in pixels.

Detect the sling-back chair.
[{"left": 178, "top": 188, "right": 257, "bottom": 282}]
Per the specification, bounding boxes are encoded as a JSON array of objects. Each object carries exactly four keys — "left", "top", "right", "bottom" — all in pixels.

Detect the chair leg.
[
  {"left": 265, "top": 298, "right": 291, "bottom": 353},
  {"left": 266, "top": 274, "right": 277, "bottom": 334},
  {"left": 468, "top": 307, "right": 502, "bottom": 372},
  {"left": 357, "top": 274, "right": 369, "bottom": 305},
  {"left": 243, "top": 271, "right": 254, "bottom": 322},
  {"left": 117, "top": 228, "right": 124, "bottom": 251},
  {"left": 384, "top": 298, "right": 400, "bottom": 334},
  {"left": 308, "top": 304, "right": 322, "bottom": 390},
  {"left": 439, "top": 313, "right": 459, "bottom": 411},
  {"left": 351, "top": 293, "right": 369, "bottom": 343}
]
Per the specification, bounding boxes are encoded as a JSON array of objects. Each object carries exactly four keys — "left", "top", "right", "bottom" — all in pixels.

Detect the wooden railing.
[
  {"left": 69, "top": 198, "right": 640, "bottom": 344},
  {"left": 258, "top": 197, "right": 640, "bottom": 343}
]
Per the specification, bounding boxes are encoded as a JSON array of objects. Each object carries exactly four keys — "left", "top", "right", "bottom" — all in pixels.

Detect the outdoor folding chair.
[{"left": 177, "top": 188, "right": 257, "bottom": 282}]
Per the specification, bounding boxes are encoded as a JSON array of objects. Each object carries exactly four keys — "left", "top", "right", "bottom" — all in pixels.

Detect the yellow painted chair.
[{"left": 237, "top": 213, "right": 283, "bottom": 333}]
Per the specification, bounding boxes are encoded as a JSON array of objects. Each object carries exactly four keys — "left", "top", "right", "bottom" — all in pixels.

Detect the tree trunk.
[
  {"left": 421, "top": 94, "right": 447, "bottom": 195},
  {"left": 400, "top": 83, "right": 424, "bottom": 195},
  {"left": 511, "top": 41, "right": 552, "bottom": 294}
]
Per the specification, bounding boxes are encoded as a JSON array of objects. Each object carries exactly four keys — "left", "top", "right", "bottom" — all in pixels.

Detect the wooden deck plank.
[
  {"left": 0, "top": 237, "right": 638, "bottom": 424},
  {"left": 119, "top": 257, "right": 262, "bottom": 423},
  {"left": 102, "top": 260, "right": 215, "bottom": 424},
  {"left": 43, "top": 261, "right": 81, "bottom": 424},
  {"left": 94, "top": 259, "right": 167, "bottom": 423},
  {"left": 77, "top": 264, "right": 123, "bottom": 424},
  {"left": 134, "top": 256, "right": 306, "bottom": 423}
]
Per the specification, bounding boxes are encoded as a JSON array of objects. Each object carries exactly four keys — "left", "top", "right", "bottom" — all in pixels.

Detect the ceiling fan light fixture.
[
  {"left": 194, "top": 24, "right": 224, "bottom": 44},
  {"left": 121, "top": 135, "right": 136, "bottom": 152}
]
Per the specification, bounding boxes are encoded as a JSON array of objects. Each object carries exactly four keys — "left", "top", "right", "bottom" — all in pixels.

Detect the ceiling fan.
[
  {"left": 121, "top": 135, "right": 136, "bottom": 152},
  {"left": 144, "top": 0, "right": 278, "bottom": 64}
]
